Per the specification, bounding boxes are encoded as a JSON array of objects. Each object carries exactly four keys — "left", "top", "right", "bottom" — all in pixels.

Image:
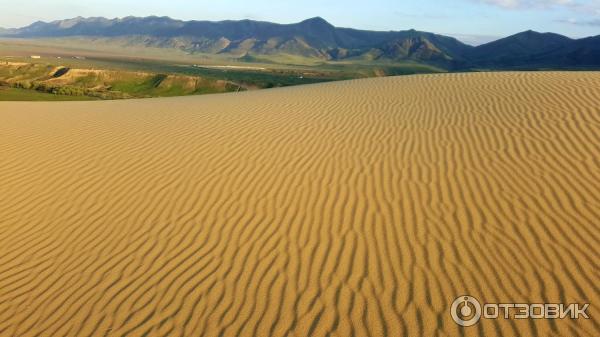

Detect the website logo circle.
[{"left": 451, "top": 295, "right": 482, "bottom": 327}]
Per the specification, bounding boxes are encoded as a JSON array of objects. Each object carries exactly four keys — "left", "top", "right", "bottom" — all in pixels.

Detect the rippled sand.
[{"left": 0, "top": 72, "right": 598, "bottom": 337}]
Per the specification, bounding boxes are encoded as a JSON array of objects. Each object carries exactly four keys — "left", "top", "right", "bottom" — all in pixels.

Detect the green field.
[
  {"left": 0, "top": 87, "right": 97, "bottom": 101},
  {"left": 0, "top": 57, "right": 355, "bottom": 100},
  {"left": 0, "top": 38, "right": 446, "bottom": 100}
]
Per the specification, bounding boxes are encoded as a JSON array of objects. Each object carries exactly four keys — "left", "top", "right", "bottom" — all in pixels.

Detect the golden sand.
[{"left": 0, "top": 72, "right": 598, "bottom": 337}]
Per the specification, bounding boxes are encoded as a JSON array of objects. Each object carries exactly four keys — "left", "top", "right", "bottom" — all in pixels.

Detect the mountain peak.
[
  {"left": 515, "top": 30, "right": 545, "bottom": 37},
  {"left": 512, "top": 30, "right": 570, "bottom": 39},
  {"left": 56, "top": 16, "right": 86, "bottom": 27},
  {"left": 300, "top": 17, "right": 333, "bottom": 27}
]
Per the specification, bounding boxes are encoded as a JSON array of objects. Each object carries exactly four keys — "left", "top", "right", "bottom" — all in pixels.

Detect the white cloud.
[
  {"left": 556, "top": 17, "right": 600, "bottom": 25},
  {"left": 475, "top": 0, "right": 600, "bottom": 29},
  {"left": 475, "top": 0, "right": 595, "bottom": 10},
  {"left": 475, "top": 0, "right": 600, "bottom": 30}
]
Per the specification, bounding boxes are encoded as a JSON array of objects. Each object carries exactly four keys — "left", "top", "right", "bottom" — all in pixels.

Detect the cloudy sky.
[{"left": 0, "top": 0, "right": 599, "bottom": 44}]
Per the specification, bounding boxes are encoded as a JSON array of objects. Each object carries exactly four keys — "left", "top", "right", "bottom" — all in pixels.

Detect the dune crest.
[{"left": 0, "top": 72, "right": 598, "bottom": 337}]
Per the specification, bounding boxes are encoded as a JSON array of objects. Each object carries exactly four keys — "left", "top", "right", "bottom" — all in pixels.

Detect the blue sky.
[{"left": 1, "top": 0, "right": 599, "bottom": 44}]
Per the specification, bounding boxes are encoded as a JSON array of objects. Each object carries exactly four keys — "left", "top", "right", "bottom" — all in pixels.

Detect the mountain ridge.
[{"left": 1, "top": 16, "right": 599, "bottom": 69}]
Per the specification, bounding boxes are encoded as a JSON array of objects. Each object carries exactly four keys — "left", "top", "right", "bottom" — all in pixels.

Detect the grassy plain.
[
  {"left": 0, "top": 38, "right": 444, "bottom": 100},
  {"left": 0, "top": 86, "right": 96, "bottom": 101}
]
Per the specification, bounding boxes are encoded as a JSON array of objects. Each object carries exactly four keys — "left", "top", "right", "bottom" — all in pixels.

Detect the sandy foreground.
[{"left": 0, "top": 72, "right": 598, "bottom": 337}]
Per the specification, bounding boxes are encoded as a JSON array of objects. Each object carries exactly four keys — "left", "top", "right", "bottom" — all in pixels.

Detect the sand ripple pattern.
[{"left": 0, "top": 72, "right": 599, "bottom": 337}]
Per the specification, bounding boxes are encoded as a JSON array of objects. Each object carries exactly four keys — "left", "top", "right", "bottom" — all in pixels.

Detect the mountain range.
[{"left": 1, "top": 16, "right": 599, "bottom": 70}]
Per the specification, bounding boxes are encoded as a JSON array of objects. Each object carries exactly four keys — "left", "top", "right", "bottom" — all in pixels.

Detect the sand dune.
[{"left": 0, "top": 72, "right": 598, "bottom": 337}]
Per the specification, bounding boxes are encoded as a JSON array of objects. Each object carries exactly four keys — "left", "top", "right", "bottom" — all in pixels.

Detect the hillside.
[
  {"left": 0, "top": 16, "right": 473, "bottom": 67},
  {"left": 463, "top": 30, "right": 600, "bottom": 69},
  {"left": 464, "top": 31, "right": 572, "bottom": 66},
  {"left": 0, "top": 61, "right": 240, "bottom": 99},
  {"left": 2, "top": 16, "right": 600, "bottom": 72}
]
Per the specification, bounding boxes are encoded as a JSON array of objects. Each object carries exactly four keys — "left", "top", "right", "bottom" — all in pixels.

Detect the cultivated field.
[{"left": 0, "top": 72, "right": 598, "bottom": 337}]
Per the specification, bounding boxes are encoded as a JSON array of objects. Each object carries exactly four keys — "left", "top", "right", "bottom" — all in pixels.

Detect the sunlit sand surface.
[{"left": 1, "top": 72, "right": 598, "bottom": 336}]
